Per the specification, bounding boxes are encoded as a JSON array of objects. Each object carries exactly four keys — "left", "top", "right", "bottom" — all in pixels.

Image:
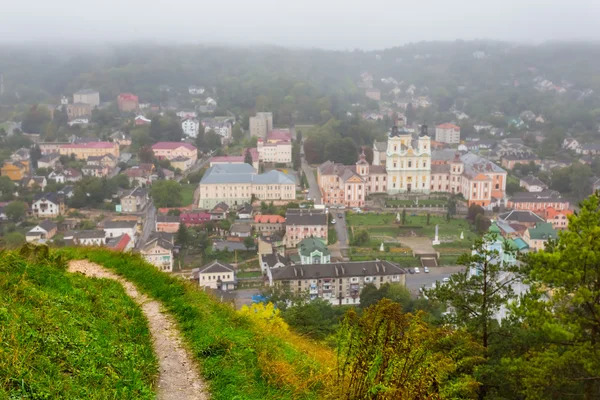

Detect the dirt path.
[{"left": 68, "top": 260, "right": 208, "bottom": 400}]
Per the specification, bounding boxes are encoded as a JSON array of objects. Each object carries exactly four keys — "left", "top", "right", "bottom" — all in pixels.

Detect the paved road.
[
  {"left": 333, "top": 210, "right": 348, "bottom": 248},
  {"left": 136, "top": 203, "right": 156, "bottom": 250},
  {"left": 405, "top": 266, "right": 465, "bottom": 294},
  {"left": 301, "top": 158, "right": 321, "bottom": 204}
]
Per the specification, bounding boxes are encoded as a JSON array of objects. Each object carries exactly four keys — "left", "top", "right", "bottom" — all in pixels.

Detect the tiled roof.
[
  {"left": 298, "top": 237, "right": 329, "bottom": 257},
  {"left": 61, "top": 142, "right": 115, "bottom": 149},
  {"left": 271, "top": 260, "right": 406, "bottom": 280},
  {"left": 285, "top": 209, "right": 327, "bottom": 226},
  {"left": 151, "top": 142, "right": 197, "bottom": 151},
  {"left": 104, "top": 220, "right": 137, "bottom": 229},
  {"left": 157, "top": 215, "right": 180, "bottom": 223},
  {"left": 461, "top": 153, "right": 505, "bottom": 178},
  {"left": 254, "top": 215, "right": 285, "bottom": 224},
  {"left": 195, "top": 260, "right": 235, "bottom": 275},
  {"left": 527, "top": 223, "right": 557, "bottom": 240},
  {"left": 510, "top": 190, "right": 563, "bottom": 202},
  {"left": 39, "top": 219, "right": 57, "bottom": 232},
  {"left": 436, "top": 123, "right": 460, "bottom": 130},
  {"left": 499, "top": 210, "right": 545, "bottom": 223}
]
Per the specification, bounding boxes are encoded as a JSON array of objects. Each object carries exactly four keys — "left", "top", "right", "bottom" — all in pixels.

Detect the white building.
[
  {"left": 257, "top": 138, "right": 292, "bottom": 163},
  {"left": 182, "top": 118, "right": 200, "bottom": 137},
  {"left": 188, "top": 86, "right": 205, "bottom": 95},
  {"left": 177, "top": 111, "right": 197, "bottom": 119},
  {"left": 249, "top": 112, "right": 273, "bottom": 138},
  {"left": 73, "top": 89, "right": 100, "bottom": 108},
  {"left": 192, "top": 260, "right": 237, "bottom": 291},
  {"left": 435, "top": 123, "right": 461, "bottom": 144},
  {"left": 104, "top": 220, "right": 138, "bottom": 246},
  {"left": 32, "top": 193, "right": 64, "bottom": 217}
]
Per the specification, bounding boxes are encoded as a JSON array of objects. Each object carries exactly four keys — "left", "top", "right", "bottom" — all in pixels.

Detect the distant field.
[{"left": 181, "top": 183, "right": 196, "bottom": 206}]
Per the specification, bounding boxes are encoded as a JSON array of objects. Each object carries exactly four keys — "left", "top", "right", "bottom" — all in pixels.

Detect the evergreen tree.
[{"left": 244, "top": 148, "right": 253, "bottom": 165}]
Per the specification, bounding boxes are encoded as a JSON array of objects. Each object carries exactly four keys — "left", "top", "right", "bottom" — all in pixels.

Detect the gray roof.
[
  {"left": 38, "top": 219, "right": 57, "bottom": 232},
  {"left": 143, "top": 235, "right": 173, "bottom": 251},
  {"left": 124, "top": 186, "right": 148, "bottom": 199},
  {"left": 200, "top": 163, "right": 294, "bottom": 185},
  {"left": 196, "top": 260, "right": 235, "bottom": 275},
  {"left": 76, "top": 230, "right": 105, "bottom": 239},
  {"left": 271, "top": 260, "right": 406, "bottom": 280},
  {"left": 230, "top": 222, "right": 252, "bottom": 234},
  {"left": 432, "top": 149, "right": 459, "bottom": 162},
  {"left": 520, "top": 175, "right": 547, "bottom": 187},
  {"left": 104, "top": 220, "right": 137, "bottom": 230},
  {"left": 157, "top": 215, "right": 180, "bottom": 223},
  {"left": 262, "top": 252, "right": 290, "bottom": 269},
  {"left": 502, "top": 152, "right": 539, "bottom": 161},
  {"left": 510, "top": 190, "right": 562, "bottom": 202},
  {"left": 34, "top": 192, "right": 61, "bottom": 204},
  {"left": 39, "top": 153, "right": 60, "bottom": 162},
  {"left": 498, "top": 210, "right": 545, "bottom": 224},
  {"left": 461, "top": 153, "right": 506, "bottom": 178},
  {"left": 286, "top": 209, "right": 327, "bottom": 226}
]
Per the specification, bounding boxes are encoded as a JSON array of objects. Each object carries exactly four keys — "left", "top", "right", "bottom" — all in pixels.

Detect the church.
[{"left": 317, "top": 124, "right": 506, "bottom": 208}]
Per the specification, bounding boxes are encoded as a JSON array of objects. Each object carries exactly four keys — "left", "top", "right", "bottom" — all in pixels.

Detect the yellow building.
[
  {"left": 386, "top": 125, "right": 431, "bottom": 194},
  {"left": 1, "top": 160, "right": 29, "bottom": 181},
  {"left": 58, "top": 142, "right": 119, "bottom": 160}
]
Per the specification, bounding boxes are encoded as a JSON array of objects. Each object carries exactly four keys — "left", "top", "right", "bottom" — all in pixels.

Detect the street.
[
  {"left": 136, "top": 203, "right": 156, "bottom": 250},
  {"left": 333, "top": 211, "right": 348, "bottom": 248},
  {"left": 301, "top": 158, "right": 321, "bottom": 204}
]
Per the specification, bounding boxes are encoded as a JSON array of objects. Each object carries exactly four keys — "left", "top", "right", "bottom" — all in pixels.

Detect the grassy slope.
[
  {"left": 61, "top": 248, "right": 331, "bottom": 400},
  {"left": 0, "top": 250, "right": 157, "bottom": 399},
  {"left": 180, "top": 183, "right": 197, "bottom": 206}
]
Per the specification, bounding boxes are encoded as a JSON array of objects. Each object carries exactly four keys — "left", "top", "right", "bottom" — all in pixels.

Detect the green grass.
[
  {"left": 0, "top": 250, "right": 157, "bottom": 399},
  {"left": 181, "top": 183, "right": 197, "bottom": 206},
  {"left": 328, "top": 226, "right": 338, "bottom": 245},
  {"left": 237, "top": 270, "right": 262, "bottom": 278},
  {"left": 60, "top": 248, "right": 328, "bottom": 400},
  {"left": 386, "top": 199, "right": 447, "bottom": 207}
]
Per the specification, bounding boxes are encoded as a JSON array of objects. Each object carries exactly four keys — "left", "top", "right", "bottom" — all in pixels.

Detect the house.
[
  {"left": 87, "top": 154, "right": 117, "bottom": 168},
  {"left": 68, "top": 118, "right": 89, "bottom": 127},
  {"left": 188, "top": 86, "right": 205, "bottom": 95},
  {"left": 210, "top": 202, "right": 229, "bottom": 220},
  {"left": 501, "top": 152, "right": 541, "bottom": 170},
  {"left": 562, "top": 138, "right": 580, "bottom": 151},
  {"left": 134, "top": 115, "right": 152, "bottom": 126},
  {"left": 230, "top": 222, "right": 252, "bottom": 238},
  {"left": 37, "top": 153, "right": 60, "bottom": 169},
  {"left": 524, "top": 223, "right": 557, "bottom": 252},
  {"left": 191, "top": 260, "right": 236, "bottom": 291},
  {"left": 104, "top": 220, "right": 137, "bottom": 245},
  {"left": 117, "top": 93, "right": 139, "bottom": 112},
  {"left": 260, "top": 250, "right": 290, "bottom": 271},
  {"left": 23, "top": 176, "right": 47, "bottom": 190},
  {"left": 490, "top": 128, "right": 505, "bottom": 137},
  {"left": 435, "top": 123, "right": 461, "bottom": 144},
  {"left": 151, "top": 142, "right": 198, "bottom": 163},
  {"left": 576, "top": 143, "right": 600, "bottom": 156},
  {"left": 182, "top": 118, "right": 200, "bottom": 137},
  {"left": 58, "top": 142, "right": 119, "bottom": 160},
  {"left": 73, "top": 89, "right": 100, "bottom": 107},
  {"left": 124, "top": 167, "right": 152, "bottom": 186},
  {"left": 120, "top": 187, "right": 149, "bottom": 213},
  {"left": 202, "top": 119, "right": 232, "bottom": 140},
  {"left": 498, "top": 210, "right": 546, "bottom": 228},
  {"left": 237, "top": 203, "right": 253, "bottom": 219},
  {"left": 109, "top": 131, "right": 132, "bottom": 146},
  {"left": 1, "top": 160, "right": 29, "bottom": 181},
  {"left": 180, "top": 211, "right": 211, "bottom": 226},
  {"left": 64, "top": 168, "right": 83, "bottom": 182},
  {"left": 106, "top": 234, "right": 133, "bottom": 252},
  {"left": 66, "top": 103, "right": 92, "bottom": 120},
  {"left": 253, "top": 214, "right": 285, "bottom": 236},
  {"left": 156, "top": 215, "right": 180, "bottom": 233},
  {"left": 298, "top": 237, "right": 330, "bottom": 265},
  {"left": 285, "top": 209, "right": 328, "bottom": 248},
  {"left": 26, "top": 220, "right": 58, "bottom": 243},
  {"left": 170, "top": 156, "right": 194, "bottom": 172},
  {"left": 82, "top": 164, "right": 109, "bottom": 178},
  {"left": 140, "top": 234, "right": 174, "bottom": 272},
  {"left": 519, "top": 175, "right": 548, "bottom": 192},
  {"left": 58, "top": 185, "right": 74, "bottom": 198},
  {"left": 257, "top": 136, "right": 292, "bottom": 164},
  {"left": 11, "top": 148, "right": 30, "bottom": 162},
  {"left": 474, "top": 124, "right": 493, "bottom": 132},
  {"left": 267, "top": 260, "right": 406, "bottom": 306},
  {"left": 543, "top": 207, "right": 573, "bottom": 230},
  {"left": 507, "top": 191, "right": 569, "bottom": 212},
  {"left": 365, "top": 87, "right": 381, "bottom": 101},
  {"left": 198, "top": 163, "right": 296, "bottom": 209},
  {"left": 32, "top": 193, "right": 64, "bottom": 217},
  {"left": 72, "top": 230, "right": 106, "bottom": 246},
  {"left": 177, "top": 111, "right": 198, "bottom": 120},
  {"left": 210, "top": 150, "right": 259, "bottom": 170}
]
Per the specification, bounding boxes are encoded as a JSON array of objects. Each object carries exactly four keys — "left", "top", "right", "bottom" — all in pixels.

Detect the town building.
[
  {"left": 106, "top": 234, "right": 133, "bottom": 252},
  {"left": 543, "top": 207, "right": 573, "bottom": 230},
  {"left": 210, "top": 150, "right": 259, "bottom": 170},
  {"left": 156, "top": 215, "right": 180, "bottom": 233},
  {"left": 135, "top": 115, "right": 152, "bottom": 126},
  {"left": 22, "top": 176, "right": 47, "bottom": 191},
  {"left": 385, "top": 125, "right": 432, "bottom": 194},
  {"left": 202, "top": 119, "right": 232, "bottom": 140},
  {"left": 82, "top": 164, "right": 109, "bottom": 178},
  {"left": 285, "top": 209, "right": 328, "bottom": 248},
  {"left": 151, "top": 142, "right": 197, "bottom": 163},
  {"left": 298, "top": 237, "right": 330, "bottom": 264},
  {"left": 198, "top": 163, "right": 296, "bottom": 209},
  {"left": 365, "top": 87, "right": 381, "bottom": 101},
  {"left": 11, "top": 148, "right": 30, "bottom": 162},
  {"left": 519, "top": 175, "right": 548, "bottom": 192},
  {"left": 257, "top": 138, "right": 292, "bottom": 164},
  {"left": 104, "top": 220, "right": 137, "bottom": 245},
  {"left": 170, "top": 156, "right": 194, "bottom": 172},
  {"left": 188, "top": 86, "right": 205, "bottom": 95},
  {"left": 117, "top": 93, "right": 139, "bottom": 112},
  {"left": 110, "top": 131, "right": 132, "bottom": 146},
  {"left": 26, "top": 220, "right": 58, "bottom": 243},
  {"left": 524, "top": 223, "right": 557, "bottom": 252},
  {"left": 209, "top": 202, "right": 229, "bottom": 220},
  {"left": 69, "top": 230, "right": 106, "bottom": 246},
  {"left": 66, "top": 103, "right": 92, "bottom": 120},
  {"left": 182, "top": 118, "right": 200, "bottom": 137},
  {"left": 253, "top": 214, "right": 285, "bottom": 236},
  {"left": 73, "top": 89, "right": 100, "bottom": 107},
  {"left": 267, "top": 260, "right": 406, "bottom": 305},
  {"left": 180, "top": 211, "right": 211, "bottom": 226},
  {"left": 58, "top": 142, "right": 119, "bottom": 160},
  {"left": 249, "top": 112, "right": 273, "bottom": 138},
  {"left": 498, "top": 210, "right": 545, "bottom": 229},
  {"left": 120, "top": 187, "right": 149, "bottom": 213},
  {"left": 230, "top": 222, "right": 252, "bottom": 238},
  {"left": 1, "top": 160, "right": 29, "bottom": 181},
  {"left": 37, "top": 153, "right": 60, "bottom": 169},
  {"left": 507, "top": 190, "right": 569, "bottom": 212},
  {"left": 435, "top": 123, "right": 461, "bottom": 144},
  {"left": 140, "top": 234, "right": 174, "bottom": 272},
  {"left": 501, "top": 152, "right": 541, "bottom": 170},
  {"left": 192, "top": 260, "right": 236, "bottom": 291},
  {"left": 32, "top": 193, "right": 64, "bottom": 217}
]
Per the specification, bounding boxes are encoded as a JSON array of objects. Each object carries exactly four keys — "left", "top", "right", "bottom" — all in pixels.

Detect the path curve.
[{"left": 68, "top": 260, "right": 208, "bottom": 400}]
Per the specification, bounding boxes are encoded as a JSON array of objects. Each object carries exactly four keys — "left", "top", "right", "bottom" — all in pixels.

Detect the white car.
[
  {"left": 442, "top": 277, "right": 450, "bottom": 283},
  {"left": 331, "top": 219, "right": 336, "bottom": 224},
  {"left": 423, "top": 266, "right": 430, "bottom": 273},
  {"left": 414, "top": 267, "right": 420, "bottom": 274}
]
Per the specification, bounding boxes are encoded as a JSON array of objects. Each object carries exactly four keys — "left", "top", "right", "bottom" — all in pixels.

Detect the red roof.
[
  {"left": 110, "top": 234, "right": 131, "bottom": 252},
  {"left": 268, "top": 129, "right": 292, "bottom": 141},
  {"left": 544, "top": 207, "right": 573, "bottom": 219},
  {"left": 180, "top": 212, "right": 211, "bottom": 224},
  {"left": 118, "top": 93, "right": 139, "bottom": 101},
  {"left": 254, "top": 215, "right": 285, "bottom": 224},
  {"left": 152, "top": 142, "right": 197, "bottom": 151},
  {"left": 436, "top": 123, "right": 460, "bottom": 130},
  {"left": 61, "top": 142, "right": 116, "bottom": 149}
]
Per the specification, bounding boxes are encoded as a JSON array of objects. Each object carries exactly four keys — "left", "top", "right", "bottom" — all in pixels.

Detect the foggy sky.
[{"left": 1, "top": 0, "right": 599, "bottom": 50}]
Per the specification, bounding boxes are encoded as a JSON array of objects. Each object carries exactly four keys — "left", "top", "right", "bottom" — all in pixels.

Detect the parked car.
[
  {"left": 423, "top": 266, "right": 430, "bottom": 273},
  {"left": 414, "top": 267, "right": 420, "bottom": 274},
  {"left": 408, "top": 268, "right": 415, "bottom": 274},
  {"left": 337, "top": 213, "right": 343, "bottom": 218},
  {"left": 442, "top": 277, "right": 450, "bottom": 283},
  {"left": 331, "top": 219, "right": 336, "bottom": 224}
]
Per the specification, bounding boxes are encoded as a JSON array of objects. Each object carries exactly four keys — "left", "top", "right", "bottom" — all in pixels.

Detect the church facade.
[{"left": 384, "top": 125, "right": 432, "bottom": 194}]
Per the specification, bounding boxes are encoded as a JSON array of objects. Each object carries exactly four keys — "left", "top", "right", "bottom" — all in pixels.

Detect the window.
[{"left": 408, "top": 161, "right": 412, "bottom": 168}]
